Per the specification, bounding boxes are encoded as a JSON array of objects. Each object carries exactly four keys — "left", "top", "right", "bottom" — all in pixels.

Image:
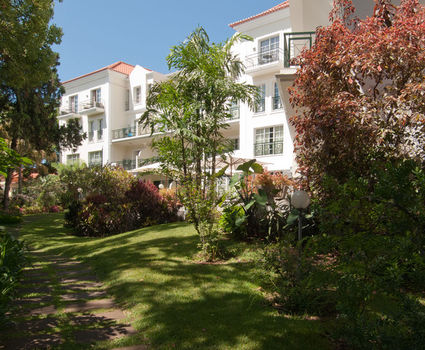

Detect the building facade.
[{"left": 59, "top": 0, "right": 412, "bottom": 181}]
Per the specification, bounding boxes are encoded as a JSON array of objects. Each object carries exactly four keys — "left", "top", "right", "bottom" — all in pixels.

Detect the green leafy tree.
[
  {"left": 141, "top": 27, "right": 257, "bottom": 258},
  {"left": 0, "top": 0, "right": 85, "bottom": 209}
]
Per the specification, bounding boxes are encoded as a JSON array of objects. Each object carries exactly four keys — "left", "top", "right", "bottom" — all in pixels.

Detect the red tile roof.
[
  {"left": 229, "top": 1, "right": 290, "bottom": 28},
  {"left": 62, "top": 61, "right": 146, "bottom": 84}
]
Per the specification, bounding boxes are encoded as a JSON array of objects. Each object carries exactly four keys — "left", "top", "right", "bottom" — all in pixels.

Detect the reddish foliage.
[{"left": 290, "top": 0, "right": 425, "bottom": 193}]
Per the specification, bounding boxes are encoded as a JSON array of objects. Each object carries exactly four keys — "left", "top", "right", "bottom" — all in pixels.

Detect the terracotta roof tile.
[
  {"left": 229, "top": 1, "right": 290, "bottom": 28},
  {"left": 62, "top": 61, "right": 144, "bottom": 84}
]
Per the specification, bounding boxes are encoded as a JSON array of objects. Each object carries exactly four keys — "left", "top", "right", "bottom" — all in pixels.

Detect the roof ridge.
[
  {"left": 62, "top": 61, "right": 135, "bottom": 84},
  {"left": 229, "top": 1, "right": 289, "bottom": 28}
]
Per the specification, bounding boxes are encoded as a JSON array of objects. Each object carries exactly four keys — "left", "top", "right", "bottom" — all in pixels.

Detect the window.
[
  {"left": 97, "top": 119, "right": 103, "bottom": 140},
  {"left": 88, "top": 151, "right": 103, "bottom": 167},
  {"left": 255, "top": 84, "right": 266, "bottom": 113},
  {"left": 133, "top": 86, "right": 141, "bottom": 104},
  {"left": 66, "top": 153, "right": 79, "bottom": 165},
  {"left": 231, "top": 138, "right": 239, "bottom": 151},
  {"left": 259, "top": 36, "right": 280, "bottom": 64},
  {"left": 91, "top": 88, "right": 101, "bottom": 104},
  {"left": 229, "top": 100, "right": 240, "bottom": 120},
  {"left": 273, "top": 83, "right": 283, "bottom": 110},
  {"left": 125, "top": 89, "right": 130, "bottom": 111},
  {"left": 254, "top": 126, "right": 284, "bottom": 156},
  {"left": 69, "top": 95, "right": 78, "bottom": 113},
  {"left": 88, "top": 121, "right": 94, "bottom": 142}
]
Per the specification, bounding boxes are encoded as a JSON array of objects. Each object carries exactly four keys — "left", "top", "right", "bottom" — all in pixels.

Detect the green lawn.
[{"left": 15, "top": 213, "right": 331, "bottom": 350}]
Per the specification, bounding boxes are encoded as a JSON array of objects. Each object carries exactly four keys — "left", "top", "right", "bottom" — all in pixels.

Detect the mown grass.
[{"left": 15, "top": 213, "right": 331, "bottom": 350}]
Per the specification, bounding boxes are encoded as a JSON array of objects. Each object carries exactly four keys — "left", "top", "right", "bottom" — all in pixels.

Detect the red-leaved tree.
[{"left": 289, "top": 0, "right": 425, "bottom": 193}]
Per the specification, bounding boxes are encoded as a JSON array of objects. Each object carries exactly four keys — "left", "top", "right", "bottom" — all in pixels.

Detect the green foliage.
[
  {"left": 0, "top": 231, "right": 27, "bottom": 326},
  {"left": 59, "top": 165, "right": 180, "bottom": 237},
  {"left": 223, "top": 160, "right": 295, "bottom": 242},
  {"left": 141, "top": 27, "right": 258, "bottom": 259},
  {"left": 319, "top": 160, "right": 425, "bottom": 241},
  {"left": 219, "top": 205, "right": 246, "bottom": 240},
  {"left": 0, "top": 0, "right": 85, "bottom": 209},
  {"left": 0, "top": 138, "right": 31, "bottom": 178},
  {"left": 0, "top": 213, "right": 22, "bottom": 225}
]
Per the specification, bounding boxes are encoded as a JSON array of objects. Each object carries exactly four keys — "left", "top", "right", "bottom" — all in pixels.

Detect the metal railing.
[
  {"left": 254, "top": 141, "right": 283, "bottom": 156},
  {"left": 80, "top": 99, "right": 104, "bottom": 111},
  {"left": 116, "top": 159, "right": 137, "bottom": 170},
  {"left": 245, "top": 47, "right": 283, "bottom": 69},
  {"left": 284, "top": 32, "right": 315, "bottom": 68},
  {"left": 60, "top": 106, "right": 79, "bottom": 115},
  {"left": 112, "top": 126, "right": 136, "bottom": 140}
]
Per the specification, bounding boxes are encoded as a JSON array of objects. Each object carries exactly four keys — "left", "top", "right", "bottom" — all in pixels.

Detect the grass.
[{"left": 13, "top": 213, "right": 331, "bottom": 350}]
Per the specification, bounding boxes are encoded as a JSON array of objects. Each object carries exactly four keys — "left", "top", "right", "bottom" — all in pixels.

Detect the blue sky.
[{"left": 52, "top": 0, "right": 284, "bottom": 82}]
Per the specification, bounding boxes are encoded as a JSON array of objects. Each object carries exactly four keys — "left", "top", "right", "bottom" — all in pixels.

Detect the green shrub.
[
  {"left": 62, "top": 166, "right": 180, "bottom": 237},
  {"left": 0, "top": 231, "right": 27, "bottom": 326},
  {"left": 0, "top": 212, "right": 22, "bottom": 224}
]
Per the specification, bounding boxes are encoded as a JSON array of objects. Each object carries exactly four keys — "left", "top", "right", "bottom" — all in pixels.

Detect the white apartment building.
[{"left": 58, "top": 0, "right": 413, "bottom": 183}]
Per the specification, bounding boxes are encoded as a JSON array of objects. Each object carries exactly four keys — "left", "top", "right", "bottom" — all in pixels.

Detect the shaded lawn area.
[{"left": 15, "top": 213, "right": 331, "bottom": 350}]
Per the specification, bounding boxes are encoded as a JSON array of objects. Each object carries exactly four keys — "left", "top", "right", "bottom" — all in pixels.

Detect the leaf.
[
  {"left": 244, "top": 200, "right": 256, "bottom": 211},
  {"left": 236, "top": 159, "right": 257, "bottom": 174},
  {"left": 235, "top": 215, "right": 247, "bottom": 227},
  {"left": 251, "top": 162, "right": 264, "bottom": 174},
  {"left": 287, "top": 212, "right": 299, "bottom": 226}
]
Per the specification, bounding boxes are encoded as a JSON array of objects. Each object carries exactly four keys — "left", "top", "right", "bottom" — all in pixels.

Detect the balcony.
[
  {"left": 284, "top": 32, "right": 315, "bottom": 68},
  {"left": 116, "top": 159, "right": 138, "bottom": 170},
  {"left": 112, "top": 126, "right": 136, "bottom": 140},
  {"left": 245, "top": 48, "right": 284, "bottom": 75},
  {"left": 58, "top": 106, "right": 80, "bottom": 119},
  {"left": 254, "top": 141, "right": 283, "bottom": 156},
  {"left": 79, "top": 99, "right": 105, "bottom": 115}
]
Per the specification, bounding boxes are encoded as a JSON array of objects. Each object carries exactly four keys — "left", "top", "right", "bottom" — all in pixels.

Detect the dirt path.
[{"left": 0, "top": 247, "right": 147, "bottom": 349}]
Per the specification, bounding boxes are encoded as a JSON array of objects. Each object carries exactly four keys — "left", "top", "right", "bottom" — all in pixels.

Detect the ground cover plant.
[
  {"left": 0, "top": 229, "right": 27, "bottom": 326},
  {"left": 12, "top": 213, "right": 332, "bottom": 350}
]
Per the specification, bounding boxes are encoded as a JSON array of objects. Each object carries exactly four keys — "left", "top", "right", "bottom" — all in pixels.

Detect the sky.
[{"left": 52, "top": 0, "right": 285, "bottom": 82}]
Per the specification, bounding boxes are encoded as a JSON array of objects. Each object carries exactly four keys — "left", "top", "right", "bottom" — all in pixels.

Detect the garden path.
[{"left": 0, "top": 226, "right": 147, "bottom": 350}]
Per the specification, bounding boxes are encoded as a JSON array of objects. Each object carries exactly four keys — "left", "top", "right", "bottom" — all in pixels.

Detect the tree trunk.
[
  {"left": 3, "top": 167, "right": 14, "bottom": 211},
  {"left": 18, "top": 166, "right": 22, "bottom": 194},
  {"left": 3, "top": 138, "right": 18, "bottom": 211}
]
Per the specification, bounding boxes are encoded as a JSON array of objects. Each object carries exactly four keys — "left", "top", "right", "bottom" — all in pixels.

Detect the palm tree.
[{"left": 141, "top": 27, "right": 258, "bottom": 257}]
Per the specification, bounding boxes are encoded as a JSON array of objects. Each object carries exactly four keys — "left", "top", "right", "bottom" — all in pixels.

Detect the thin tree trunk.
[
  {"left": 18, "top": 166, "right": 22, "bottom": 194},
  {"left": 3, "top": 167, "right": 14, "bottom": 211}
]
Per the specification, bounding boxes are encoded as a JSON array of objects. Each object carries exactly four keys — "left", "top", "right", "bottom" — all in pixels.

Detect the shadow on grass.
[{"left": 13, "top": 213, "right": 331, "bottom": 350}]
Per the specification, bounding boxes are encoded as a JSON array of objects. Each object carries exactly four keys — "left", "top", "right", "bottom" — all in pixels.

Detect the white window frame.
[
  {"left": 69, "top": 95, "right": 78, "bottom": 113},
  {"left": 88, "top": 150, "right": 103, "bottom": 167},
  {"left": 259, "top": 35, "right": 280, "bottom": 65},
  {"left": 66, "top": 153, "right": 80, "bottom": 165},
  {"left": 133, "top": 86, "right": 141, "bottom": 104},
  {"left": 255, "top": 84, "right": 266, "bottom": 113},
  {"left": 273, "top": 83, "right": 283, "bottom": 110},
  {"left": 254, "top": 125, "right": 284, "bottom": 156}
]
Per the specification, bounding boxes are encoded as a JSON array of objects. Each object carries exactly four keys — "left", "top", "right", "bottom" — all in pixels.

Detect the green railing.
[
  {"left": 254, "top": 141, "right": 283, "bottom": 156},
  {"left": 284, "top": 32, "right": 315, "bottom": 68}
]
